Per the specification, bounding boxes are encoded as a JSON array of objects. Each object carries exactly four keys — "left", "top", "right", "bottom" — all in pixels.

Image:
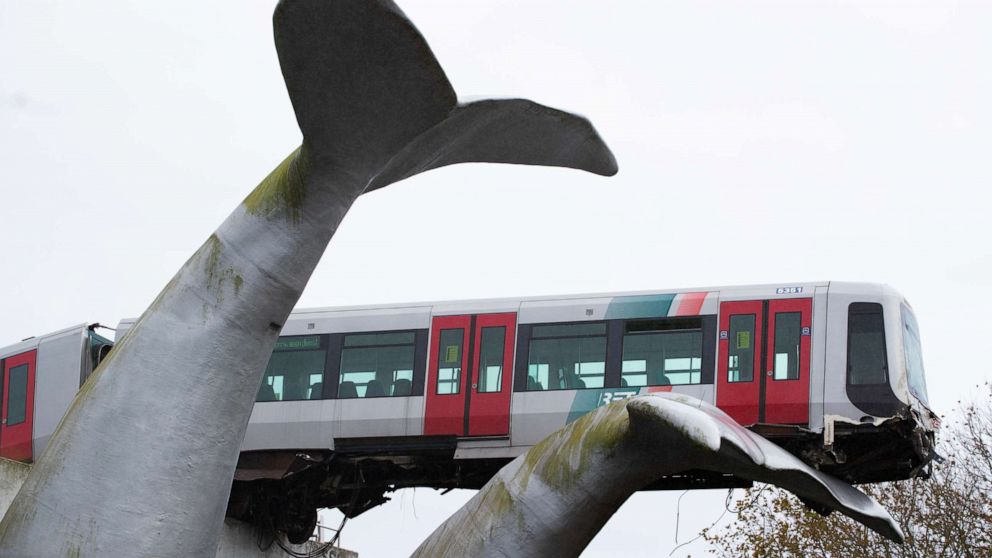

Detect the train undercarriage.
[{"left": 226, "top": 411, "right": 935, "bottom": 543}]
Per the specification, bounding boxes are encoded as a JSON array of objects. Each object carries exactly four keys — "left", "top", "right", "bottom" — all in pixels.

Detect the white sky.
[{"left": 2, "top": 1, "right": 990, "bottom": 556}]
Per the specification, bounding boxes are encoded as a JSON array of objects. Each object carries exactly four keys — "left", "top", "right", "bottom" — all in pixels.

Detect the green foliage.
[{"left": 704, "top": 383, "right": 992, "bottom": 557}]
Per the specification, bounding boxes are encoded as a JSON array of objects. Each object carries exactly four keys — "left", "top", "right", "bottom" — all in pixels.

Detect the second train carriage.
[
  {"left": 1, "top": 280, "right": 937, "bottom": 540},
  {"left": 0, "top": 324, "right": 111, "bottom": 463}
]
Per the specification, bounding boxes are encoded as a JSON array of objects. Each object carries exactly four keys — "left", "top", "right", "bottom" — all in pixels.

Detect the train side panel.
[
  {"left": 244, "top": 306, "right": 433, "bottom": 452},
  {"left": 506, "top": 290, "right": 720, "bottom": 450},
  {"left": 808, "top": 285, "right": 830, "bottom": 432},
  {"left": 0, "top": 324, "right": 92, "bottom": 462},
  {"left": 32, "top": 327, "right": 90, "bottom": 459}
]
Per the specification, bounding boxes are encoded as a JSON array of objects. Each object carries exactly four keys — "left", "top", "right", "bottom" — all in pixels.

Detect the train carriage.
[
  {"left": 1, "top": 280, "right": 937, "bottom": 541},
  {"left": 0, "top": 324, "right": 111, "bottom": 462}
]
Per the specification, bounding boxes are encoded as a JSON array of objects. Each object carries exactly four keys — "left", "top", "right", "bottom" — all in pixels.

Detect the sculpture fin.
[
  {"left": 368, "top": 99, "right": 618, "bottom": 191},
  {"left": 275, "top": 0, "right": 618, "bottom": 190},
  {"left": 416, "top": 394, "right": 902, "bottom": 557},
  {"left": 274, "top": 0, "right": 457, "bottom": 175},
  {"left": 626, "top": 395, "right": 905, "bottom": 543}
]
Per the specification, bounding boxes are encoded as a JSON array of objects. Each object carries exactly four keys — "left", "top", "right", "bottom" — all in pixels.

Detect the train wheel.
[{"left": 284, "top": 507, "right": 318, "bottom": 545}]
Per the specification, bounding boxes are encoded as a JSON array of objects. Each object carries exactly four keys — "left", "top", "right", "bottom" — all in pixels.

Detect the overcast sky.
[{"left": 2, "top": 1, "right": 990, "bottom": 556}]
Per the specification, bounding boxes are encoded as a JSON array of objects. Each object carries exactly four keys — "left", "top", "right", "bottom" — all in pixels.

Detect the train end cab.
[
  {"left": 0, "top": 324, "right": 112, "bottom": 463},
  {"left": 712, "top": 282, "right": 936, "bottom": 483}
]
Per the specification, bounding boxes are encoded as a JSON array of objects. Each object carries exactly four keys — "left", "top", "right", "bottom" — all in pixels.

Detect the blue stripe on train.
[
  {"left": 604, "top": 294, "right": 676, "bottom": 320},
  {"left": 566, "top": 388, "right": 641, "bottom": 424}
]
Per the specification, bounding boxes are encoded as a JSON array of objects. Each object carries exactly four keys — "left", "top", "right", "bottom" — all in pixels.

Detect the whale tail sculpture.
[
  {"left": 274, "top": 0, "right": 616, "bottom": 191},
  {"left": 0, "top": 2, "right": 615, "bottom": 556},
  {"left": 414, "top": 393, "right": 905, "bottom": 558}
]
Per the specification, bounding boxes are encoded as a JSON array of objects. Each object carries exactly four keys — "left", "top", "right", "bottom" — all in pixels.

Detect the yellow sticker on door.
[
  {"left": 444, "top": 345, "right": 459, "bottom": 363},
  {"left": 736, "top": 331, "right": 751, "bottom": 350}
]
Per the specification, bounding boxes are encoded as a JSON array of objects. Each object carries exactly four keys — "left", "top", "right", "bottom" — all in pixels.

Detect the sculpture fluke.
[
  {"left": 0, "top": 2, "right": 616, "bottom": 556},
  {"left": 414, "top": 394, "right": 903, "bottom": 558},
  {"left": 273, "top": 0, "right": 617, "bottom": 189}
]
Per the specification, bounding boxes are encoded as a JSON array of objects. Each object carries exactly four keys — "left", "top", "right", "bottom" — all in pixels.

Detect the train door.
[
  {"left": 424, "top": 313, "right": 516, "bottom": 437},
  {"left": 716, "top": 301, "right": 763, "bottom": 424},
  {"left": 1, "top": 350, "right": 37, "bottom": 461},
  {"left": 716, "top": 299, "right": 812, "bottom": 426}
]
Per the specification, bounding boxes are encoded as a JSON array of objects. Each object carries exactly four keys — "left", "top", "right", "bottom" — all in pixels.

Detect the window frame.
[
  {"left": 519, "top": 320, "right": 609, "bottom": 392},
  {"left": 5, "top": 363, "right": 29, "bottom": 426},
  {"left": 845, "top": 302, "right": 903, "bottom": 417},
  {"left": 620, "top": 318, "right": 706, "bottom": 388},
  {"left": 771, "top": 311, "right": 802, "bottom": 381},
  {"left": 257, "top": 334, "right": 333, "bottom": 403},
  {"left": 846, "top": 303, "right": 889, "bottom": 387},
  {"left": 476, "top": 325, "right": 507, "bottom": 394},
  {"left": 330, "top": 328, "right": 428, "bottom": 400},
  {"left": 434, "top": 328, "right": 465, "bottom": 396},
  {"left": 514, "top": 315, "right": 716, "bottom": 392},
  {"left": 726, "top": 314, "right": 757, "bottom": 384}
]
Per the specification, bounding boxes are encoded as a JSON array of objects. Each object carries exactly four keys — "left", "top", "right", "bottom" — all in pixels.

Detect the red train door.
[
  {"left": 1, "top": 350, "right": 37, "bottom": 461},
  {"left": 764, "top": 298, "right": 812, "bottom": 424},
  {"left": 467, "top": 313, "right": 517, "bottom": 436},
  {"left": 424, "top": 313, "right": 516, "bottom": 437},
  {"left": 716, "top": 301, "right": 763, "bottom": 425},
  {"left": 716, "top": 299, "right": 812, "bottom": 426}
]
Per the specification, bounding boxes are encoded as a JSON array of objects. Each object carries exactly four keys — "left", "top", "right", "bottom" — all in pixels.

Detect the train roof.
[
  {"left": 291, "top": 280, "right": 834, "bottom": 315},
  {"left": 112, "top": 281, "right": 910, "bottom": 341},
  {"left": 0, "top": 323, "right": 91, "bottom": 358}
]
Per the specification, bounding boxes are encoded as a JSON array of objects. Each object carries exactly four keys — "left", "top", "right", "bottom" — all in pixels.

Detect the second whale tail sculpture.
[
  {"left": 414, "top": 393, "right": 905, "bottom": 558},
  {"left": 0, "top": 1, "right": 615, "bottom": 556}
]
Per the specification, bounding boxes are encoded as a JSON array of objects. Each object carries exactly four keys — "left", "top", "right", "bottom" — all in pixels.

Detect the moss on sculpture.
[{"left": 243, "top": 146, "right": 311, "bottom": 224}]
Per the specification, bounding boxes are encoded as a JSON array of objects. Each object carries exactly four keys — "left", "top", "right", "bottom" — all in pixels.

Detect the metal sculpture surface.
[
  {"left": 414, "top": 394, "right": 904, "bottom": 557},
  {"left": 0, "top": 1, "right": 616, "bottom": 556}
]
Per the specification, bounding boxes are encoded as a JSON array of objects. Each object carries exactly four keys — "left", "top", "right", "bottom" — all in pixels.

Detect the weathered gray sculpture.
[
  {"left": 414, "top": 394, "right": 904, "bottom": 557},
  {"left": 0, "top": 1, "right": 616, "bottom": 556}
]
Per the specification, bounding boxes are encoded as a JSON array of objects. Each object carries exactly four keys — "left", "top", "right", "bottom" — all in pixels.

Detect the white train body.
[{"left": 1, "top": 281, "right": 935, "bottom": 523}]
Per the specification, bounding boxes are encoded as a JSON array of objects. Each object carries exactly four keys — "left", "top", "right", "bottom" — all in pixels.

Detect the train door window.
[
  {"left": 527, "top": 322, "right": 606, "bottom": 390},
  {"left": 477, "top": 327, "right": 506, "bottom": 393},
  {"left": 258, "top": 335, "right": 327, "bottom": 401},
  {"left": 621, "top": 318, "right": 703, "bottom": 387},
  {"left": 6, "top": 364, "right": 28, "bottom": 426},
  {"left": 848, "top": 303, "right": 887, "bottom": 385},
  {"left": 436, "top": 329, "right": 464, "bottom": 395},
  {"left": 728, "top": 315, "right": 755, "bottom": 382},
  {"left": 339, "top": 332, "right": 417, "bottom": 398},
  {"left": 772, "top": 312, "right": 801, "bottom": 380}
]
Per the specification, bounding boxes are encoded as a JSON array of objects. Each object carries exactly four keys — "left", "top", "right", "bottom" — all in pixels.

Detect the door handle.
[
  {"left": 767, "top": 370, "right": 773, "bottom": 377},
  {"left": 472, "top": 383, "right": 478, "bottom": 389}
]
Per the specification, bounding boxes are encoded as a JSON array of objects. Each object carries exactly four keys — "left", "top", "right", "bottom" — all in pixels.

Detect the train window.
[
  {"left": 773, "top": 312, "right": 801, "bottom": 380},
  {"left": 847, "top": 303, "right": 888, "bottom": 385},
  {"left": 727, "top": 315, "right": 755, "bottom": 383},
  {"left": 901, "top": 304, "right": 929, "bottom": 405},
  {"left": 477, "top": 327, "right": 506, "bottom": 393},
  {"left": 621, "top": 319, "right": 702, "bottom": 386},
  {"left": 436, "top": 329, "right": 464, "bottom": 395},
  {"left": 339, "top": 331, "right": 417, "bottom": 398},
  {"left": 527, "top": 322, "right": 606, "bottom": 390},
  {"left": 257, "top": 335, "right": 327, "bottom": 402},
  {"left": 6, "top": 364, "right": 29, "bottom": 426}
]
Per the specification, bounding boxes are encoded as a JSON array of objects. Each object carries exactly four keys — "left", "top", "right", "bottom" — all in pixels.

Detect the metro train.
[{"left": 0, "top": 281, "right": 937, "bottom": 541}]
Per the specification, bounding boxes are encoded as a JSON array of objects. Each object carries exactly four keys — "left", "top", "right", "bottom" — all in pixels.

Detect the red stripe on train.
[{"left": 674, "top": 292, "right": 707, "bottom": 316}]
